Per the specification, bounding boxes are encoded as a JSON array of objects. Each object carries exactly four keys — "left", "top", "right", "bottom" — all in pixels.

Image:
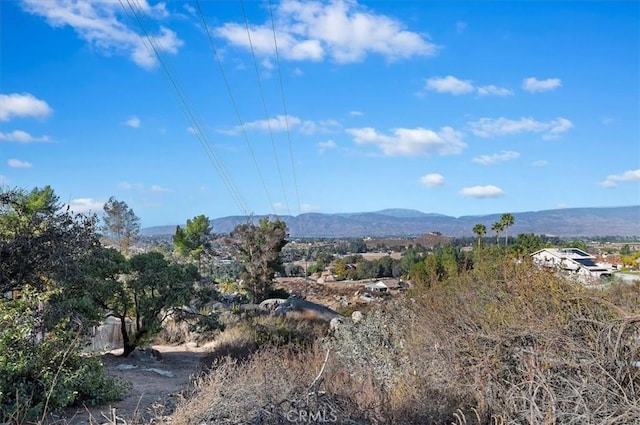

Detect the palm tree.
[
  {"left": 491, "top": 221, "right": 504, "bottom": 245},
  {"left": 472, "top": 223, "right": 487, "bottom": 249},
  {"left": 500, "top": 213, "right": 515, "bottom": 247}
]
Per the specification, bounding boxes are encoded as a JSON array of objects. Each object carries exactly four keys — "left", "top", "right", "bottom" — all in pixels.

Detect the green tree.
[
  {"left": 491, "top": 221, "right": 504, "bottom": 245},
  {"left": 472, "top": 223, "right": 487, "bottom": 249},
  {"left": 228, "top": 218, "right": 288, "bottom": 303},
  {"left": 91, "top": 251, "right": 199, "bottom": 357},
  {"left": 562, "top": 239, "right": 588, "bottom": 253},
  {"left": 512, "top": 233, "right": 545, "bottom": 256},
  {"left": 1, "top": 187, "right": 100, "bottom": 295},
  {"left": 500, "top": 213, "right": 515, "bottom": 247},
  {"left": 102, "top": 196, "right": 140, "bottom": 256},
  {"left": 173, "top": 214, "right": 214, "bottom": 272},
  {"left": 0, "top": 187, "right": 125, "bottom": 419}
]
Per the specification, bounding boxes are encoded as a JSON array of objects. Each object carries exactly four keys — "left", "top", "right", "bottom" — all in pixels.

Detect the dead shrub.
[
  {"left": 173, "top": 345, "right": 381, "bottom": 425},
  {"left": 173, "top": 259, "right": 639, "bottom": 424}
]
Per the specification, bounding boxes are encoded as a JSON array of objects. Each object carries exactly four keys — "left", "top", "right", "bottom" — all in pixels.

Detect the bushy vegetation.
[
  {"left": 172, "top": 256, "right": 639, "bottom": 424},
  {"left": 0, "top": 187, "right": 129, "bottom": 422}
]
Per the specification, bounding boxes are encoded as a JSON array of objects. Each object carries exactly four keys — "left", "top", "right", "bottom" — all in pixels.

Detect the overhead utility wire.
[
  {"left": 120, "top": 0, "right": 250, "bottom": 216},
  {"left": 240, "top": 0, "right": 290, "bottom": 215},
  {"left": 267, "top": 0, "right": 302, "bottom": 217},
  {"left": 195, "top": 0, "right": 278, "bottom": 217}
]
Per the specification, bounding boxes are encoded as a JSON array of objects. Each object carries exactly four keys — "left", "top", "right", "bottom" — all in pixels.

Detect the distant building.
[
  {"left": 365, "top": 281, "right": 389, "bottom": 293},
  {"left": 531, "top": 248, "right": 615, "bottom": 282}
]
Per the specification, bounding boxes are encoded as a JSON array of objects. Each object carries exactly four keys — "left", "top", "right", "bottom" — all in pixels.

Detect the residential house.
[
  {"left": 531, "top": 248, "right": 615, "bottom": 282},
  {"left": 365, "top": 281, "right": 389, "bottom": 293}
]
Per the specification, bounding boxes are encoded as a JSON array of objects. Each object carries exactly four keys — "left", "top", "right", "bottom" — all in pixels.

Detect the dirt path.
[{"left": 48, "top": 345, "right": 208, "bottom": 424}]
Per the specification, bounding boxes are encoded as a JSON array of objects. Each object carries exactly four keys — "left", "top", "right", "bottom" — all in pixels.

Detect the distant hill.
[{"left": 141, "top": 206, "right": 640, "bottom": 238}]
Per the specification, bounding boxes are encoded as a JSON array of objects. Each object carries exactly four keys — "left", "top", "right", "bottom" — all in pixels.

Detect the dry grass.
[
  {"left": 170, "top": 259, "right": 640, "bottom": 424},
  {"left": 172, "top": 346, "right": 381, "bottom": 425}
]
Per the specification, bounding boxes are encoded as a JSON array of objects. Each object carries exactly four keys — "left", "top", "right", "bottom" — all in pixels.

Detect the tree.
[
  {"left": 500, "top": 213, "right": 515, "bottom": 247},
  {"left": 173, "top": 214, "right": 214, "bottom": 272},
  {"left": 228, "top": 218, "right": 288, "bottom": 304},
  {"left": 102, "top": 196, "right": 140, "bottom": 256},
  {"left": 472, "top": 224, "right": 487, "bottom": 249},
  {"left": 0, "top": 186, "right": 100, "bottom": 298},
  {"left": 491, "top": 221, "right": 504, "bottom": 245},
  {"left": 512, "top": 233, "right": 545, "bottom": 256},
  {"left": 0, "top": 187, "right": 124, "bottom": 419},
  {"left": 91, "top": 251, "right": 199, "bottom": 356}
]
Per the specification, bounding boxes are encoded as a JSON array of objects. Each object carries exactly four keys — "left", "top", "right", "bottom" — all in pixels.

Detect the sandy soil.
[{"left": 46, "top": 345, "right": 209, "bottom": 424}]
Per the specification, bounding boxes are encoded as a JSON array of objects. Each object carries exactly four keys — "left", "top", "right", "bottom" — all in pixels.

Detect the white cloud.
[
  {"left": 125, "top": 116, "right": 141, "bottom": 128},
  {"left": 532, "top": 160, "right": 549, "bottom": 167},
  {"left": 149, "top": 184, "right": 171, "bottom": 193},
  {"left": 472, "top": 150, "right": 520, "bottom": 165},
  {"left": 420, "top": 173, "right": 444, "bottom": 187},
  {"left": 600, "top": 116, "right": 615, "bottom": 125},
  {"left": 460, "top": 185, "right": 505, "bottom": 198},
  {"left": 118, "top": 181, "right": 144, "bottom": 191},
  {"left": 223, "top": 115, "right": 340, "bottom": 135},
  {"left": 299, "top": 119, "right": 341, "bottom": 135},
  {"left": 215, "top": 0, "right": 437, "bottom": 64},
  {"left": 456, "top": 21, "right": 467, "bottom": 33},
  {"left": 187, "top": 126, "right": 197, "bottom": 134},
  {"left": 300, "top": 203, "right": 321, "bottom": 213},
  {"left": 21, "top": 0, "right": 183, "bottom": 69},
  {"left": 468, "top": 116, "right": 573, "bottom": 139},
  {"left": 424, "top": 77, "right": 511, "bottom": 97},
  {"left": 425, "top": 75, "right": 474, "bottom": 95},
  {"left": 8, "top": 158, "right": 32, "bottom": 168},
  {"left": 183, "top": 4, "right": 196, "bottom": 17},
  {"left": 66, "top": 198, "right": 105, "bottom": 214},
  {"left": 346, "top": 126, "right": 466, "bottom": 157},
  {"left": 477, "top": 85, "right": 513, "bottom": 97},
  {"left": 0, "top": 130, "right": 50, "bottom": 143},
  {"left": 349, "top": 110, "right": 363, "bottom": 116},
  {"left": 317, "top": 140, "right": 337, "bottom": 153},
  {"left": 522, "top": 77, "right": 561, "bottom": 93},
  {"left": 118, "top": 181, "right": 171, "bottom": 193},
  {"left": 272, "top": 202, "right": 291, "bottom": 213},
  {"left": 600, "top": 169, "right": 640, "bottom": 188},
  {"left": 0, "top": 93, "right": 53, "bottom": 121},
  {"left": 292, "top": 67, "right": 303, "bottom": 76}
]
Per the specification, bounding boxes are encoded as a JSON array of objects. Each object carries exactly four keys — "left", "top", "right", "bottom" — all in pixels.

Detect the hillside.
[{"left": 141, "top": 206, "right": 640, "bottom": 238}]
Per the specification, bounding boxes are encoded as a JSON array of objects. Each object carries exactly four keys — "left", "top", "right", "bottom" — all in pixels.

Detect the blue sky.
[{"left": 1, "top": 0, "right": 638, "bottom": 227}]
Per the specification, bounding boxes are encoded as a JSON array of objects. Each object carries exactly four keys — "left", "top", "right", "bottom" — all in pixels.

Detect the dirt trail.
[{"left": 47, "top": 345, "right": 208, "bottom": 424}]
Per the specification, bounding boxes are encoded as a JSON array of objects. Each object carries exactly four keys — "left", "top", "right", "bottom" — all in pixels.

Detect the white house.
[
  {"left": 531, "top": 248, "right": 615, "bottom": 282},
  {"left": 365, "top": 281, "right": 389, "bottom": 293}
]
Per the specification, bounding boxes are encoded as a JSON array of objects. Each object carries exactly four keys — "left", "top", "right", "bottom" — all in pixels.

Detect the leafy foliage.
[
  {"left": 102, "top": 196, "right": 140, "bottom": 256},
  {"left": 92, "top": 251, "right": 200, "bottom": 356},
  {"left": 173, "top": 214, "right": 214, "bottom": 271},
  {"left": 228, "top": 218, "right": 288, "bottom": 303},
  {"left": 0, "top": 187, "right": 126, "bottom": 421}
]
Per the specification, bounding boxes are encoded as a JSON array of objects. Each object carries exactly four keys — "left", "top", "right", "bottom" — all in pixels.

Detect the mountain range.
[{"left": 141, "top": 206, "right": 640, "bottom": 238}]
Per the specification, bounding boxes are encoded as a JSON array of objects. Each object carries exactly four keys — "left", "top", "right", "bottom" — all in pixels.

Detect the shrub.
[
  {"left": 174, "top": 259, "right": 640, "bottom": 424},
  {"left": 175, "top": 345, "right": 381, "bottom": 425},
  {"left": 0, "top": 293, "right": 128, "bottom": 423}
]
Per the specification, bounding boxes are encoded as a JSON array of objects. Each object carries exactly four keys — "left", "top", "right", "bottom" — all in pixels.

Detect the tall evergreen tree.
[
  {"left": 228, "top": 218, "right": 288, "bottom": 303},
  {"left": 102, "top": 197, "right": 140, "bottom": 256},
  {"left": 173, "top": 214, "right": 214, "bottom": 272}
]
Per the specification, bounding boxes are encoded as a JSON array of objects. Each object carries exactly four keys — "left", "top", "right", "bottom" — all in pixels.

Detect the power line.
[
  {"left": 240, "top": 0, "right": 290, "bottom": 215},
  {"left": 267, "top": 0, "right": 302, "bottom": 217},
  {"left": 120, "top": 0, "right": 250, "bottom": 216},
  {"left": 195, "top": 0, "right": 278, "bottom": 217}
]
